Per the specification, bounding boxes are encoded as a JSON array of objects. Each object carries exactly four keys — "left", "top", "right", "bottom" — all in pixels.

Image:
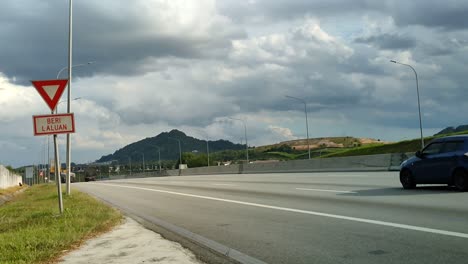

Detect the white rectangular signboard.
[{"left": 33, "top": 113, "right": 75, "bottom": 136}]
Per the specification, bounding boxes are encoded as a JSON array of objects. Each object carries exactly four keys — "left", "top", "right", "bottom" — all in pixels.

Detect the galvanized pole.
[
  {"left": 193, "top": 129, "right": 210, "bottom": 166},
  {"left": 65, "top": 0, "right": 73, "bottom": 195},
  {"left": 390, "top": 60, "right": 424, "bottom": 149},
  {"left": 178, "top": 140, "right": 182, "bottom": 165},
  {"left": 47, "top": 136, "right": 50, "bottom": 183},
  {"left": 129, "top": 156, "right": 132, "bottom": 176},
  {"left": 243, "top": 122, "right": 249, "bottom": 162},
  {"left": 228, "top": 117, "right": 249, "bottom": 162},
  {"left": 168, "top": 137, "right": 182, "bottom": 167},
  {"left": 206, "top": 140, "right": 210, "bottom": 167},
  {"left": 53, "top": 134, "right": 63, "bottom": 213},
  {"left": 304, "top": 103, "right": 311, "bottom": 159},
  {"left": 286, "top": 96, "right": 311, "bottom": 159},
  {"left": 154, "top": 146, "right": 162, "bottom": 173}
]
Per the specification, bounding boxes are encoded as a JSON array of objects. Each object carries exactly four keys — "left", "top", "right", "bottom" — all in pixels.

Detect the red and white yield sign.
[
  {"left": 31, "top": 79, "right": 68, "bottom": 111},
  {"left": 33, "top": 113, "right": 75, "bottom": 136}
]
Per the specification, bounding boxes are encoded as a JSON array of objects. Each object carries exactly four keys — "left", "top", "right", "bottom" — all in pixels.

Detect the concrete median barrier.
[
  {"left": 242, "top": 154, "right": 393, "bottom": 174},
  {"left": 109, "top": 153, "right": 408, "bottom": 179}
]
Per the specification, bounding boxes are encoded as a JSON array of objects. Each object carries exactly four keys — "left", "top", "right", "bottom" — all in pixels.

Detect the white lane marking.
[
  {"left": 212, "top": 183, "right": 236, "bottom": 186},
  {"left": 95, "top": 183, "right": 468, "bottom": 239},
  {"left": 295, "top": 188, "right": 356, "bottom": 194}
]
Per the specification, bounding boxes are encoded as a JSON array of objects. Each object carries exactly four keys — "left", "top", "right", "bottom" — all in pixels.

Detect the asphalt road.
[{"left": 74, "top": 172, "right": 468, "bottom": 264}]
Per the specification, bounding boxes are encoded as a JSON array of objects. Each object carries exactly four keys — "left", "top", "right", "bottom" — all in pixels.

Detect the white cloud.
[{"left": 2, "top": 1, "right": 468, "bottom": 167}]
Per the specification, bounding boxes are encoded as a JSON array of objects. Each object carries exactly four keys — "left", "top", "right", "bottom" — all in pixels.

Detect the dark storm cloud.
[
  {"left": 390, "top": 1, "right": 468, "bottom": 30},
  {"left": 355, "top": 33, "right": 416, "bottom": 50},
  {"left": 0, "top": 0, "right": 243, "bottom": 84},
  {"left": 217, "top": 0, "right": 385, "bottom": 22},
  {"left": 219, "top": 0, "right": 468, "bottom": 31}
]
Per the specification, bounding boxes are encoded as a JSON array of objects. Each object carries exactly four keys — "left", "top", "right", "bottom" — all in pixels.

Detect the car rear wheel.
[
  {"left": 400, "top": 169, "right": 416, "bottom": 189},
  {"left": 453, "top": 169, "right": 468, "bottom": 192}
]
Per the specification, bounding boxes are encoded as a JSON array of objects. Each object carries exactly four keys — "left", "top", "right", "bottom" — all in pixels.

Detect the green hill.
[
  {"left": 96, "top": 129, "right": 244, "bottom": 164},
  {"left": 435, "top": 124, "right": 468, "bottom": 136}
]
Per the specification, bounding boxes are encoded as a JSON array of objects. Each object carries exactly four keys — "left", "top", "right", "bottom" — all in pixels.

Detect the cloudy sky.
[{"left": 1, "top": 0, "right": 467, "bottom": 167}]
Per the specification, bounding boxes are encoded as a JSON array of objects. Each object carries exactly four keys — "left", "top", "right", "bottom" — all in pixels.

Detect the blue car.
[{"left": 400, "top": 135, "right": 468, "bottom": 191}]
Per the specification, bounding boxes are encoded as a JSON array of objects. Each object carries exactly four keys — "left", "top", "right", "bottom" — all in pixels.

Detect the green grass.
[
  {"left": 208, "top": 130, "right": 468, "bottom": 163},
  {"left": 0, "top": 184, "right": 122, "bottom": 264},
  {"left": 322, "top": 130, "right": 468, "bottom": 158},
  {"left": 264, "top": 151, "right": 297, "bottom": 159}
]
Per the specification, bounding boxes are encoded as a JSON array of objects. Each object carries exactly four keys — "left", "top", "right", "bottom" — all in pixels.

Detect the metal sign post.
[
  {"left": 31, "top": 79, "right": 72, "bottom": 214},
  {"left": 53, "top": 132, "right": 63, "bottom": 213}
]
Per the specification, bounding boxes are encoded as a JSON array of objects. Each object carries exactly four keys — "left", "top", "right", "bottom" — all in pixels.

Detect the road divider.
[{"left": 114, "top": 153, "right": 413, "bottom": 179}]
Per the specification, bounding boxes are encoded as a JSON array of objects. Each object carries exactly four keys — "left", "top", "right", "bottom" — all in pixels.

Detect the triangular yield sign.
[{"left": 31, "top": 79, "right": 69, "bottom": 111}]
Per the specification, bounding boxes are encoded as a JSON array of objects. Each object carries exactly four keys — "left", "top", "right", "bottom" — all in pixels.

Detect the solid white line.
[
  {"left": 295, "top": 188, "right": 356, "bottom": 194},
  {"left": 212, "top": 183, "right": 236, "bottom": 186},
  {"left": 95, "top": 183, "right": 468, "bottom": 239}
]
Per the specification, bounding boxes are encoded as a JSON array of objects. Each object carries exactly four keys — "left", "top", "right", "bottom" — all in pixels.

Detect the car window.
[
  {"left": 440, "top": 141, "right": 465, "bottom": 154},
  {"left": 422, "top": 142, "right": 444, "bottom": 155}
]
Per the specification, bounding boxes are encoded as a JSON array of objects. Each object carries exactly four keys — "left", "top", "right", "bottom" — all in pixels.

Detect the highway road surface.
[{"left": 74, "top": 172, "right": 468, "bottom": 264}]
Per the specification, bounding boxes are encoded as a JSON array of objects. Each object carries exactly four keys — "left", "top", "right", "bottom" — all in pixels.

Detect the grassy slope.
[
  {"left": 323, "top": 130, "right": 468, "bottom": 158},
  {"left": 207, "top": 131, "right": 468, "bottom": 162},
  {"left": 0, "top": 184, "right": 122, "bottom": 264}
]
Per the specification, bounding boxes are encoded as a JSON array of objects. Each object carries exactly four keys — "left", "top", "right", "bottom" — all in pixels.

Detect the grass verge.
[{"left": 0, "top": 184, "right": 122, "bottom": 264}]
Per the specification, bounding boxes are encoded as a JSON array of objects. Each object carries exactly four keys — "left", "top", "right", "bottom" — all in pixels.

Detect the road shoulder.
[{"left": 59, "top": 216, "right": 204, "bottom": 264}]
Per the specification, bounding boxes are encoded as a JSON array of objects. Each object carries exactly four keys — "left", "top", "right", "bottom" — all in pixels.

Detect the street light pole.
[
  {"left": 56, "top": 62, "right": 93, "bottom": 193},
  {"left": 206, "top": 139, "right": 210, "bottom": 167},
  {"left": 134, "top": 152, "right": 145, "bottom": 171},
  {"left": 193, "top": 129, "right": 210, "bottom": 167},
  {"left": 390, "top": 60, "right": 424, "bottom": 149},
  {"left": 126, "top": 156, "right": 131, "bottom": 176},
  {"left": 56, "top": 62, "right": 94, "bottom": 80},
  {"left": 154, "top": 146, "right": 161, "bottom": 173},
  {"left": 286, "top": 95, "right": 311, "bottom": 159},
  {"left": 58, "top": 61, "right": 93, "bottom": 195},
  {"left": 169, "top": 137, "right": 182, "bottom": 167},
  {"left": 65, "top": 0, "right": 73, "bottom": 195},
  {"left": 229, "top": 117, "right": 249, "bottom": 162}
]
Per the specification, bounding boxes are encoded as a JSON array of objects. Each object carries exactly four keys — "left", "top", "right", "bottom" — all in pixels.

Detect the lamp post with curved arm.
[
  {"left": 229, "top": 117, "right": 249, "bottom": 162},
  {"left": 285, "top": 95, "right": 311, "bottom": 159},
  {"left": 56, "top": 61, "right": 94, "bottom": 79},
  {"left": 193, "top": 129, "right": 210, "bottom": 167},
  {"left": 154, "top": 146, "right": 162, "bottom": 172},
  {"left": 57, "top": 60, "right": 94, "bottom": 195},
  {"left": 134, "top": 151, "right": 145, "bottom": 172},
  {"left": 124, "top": 155, "right": 132, "bottom": 176},
  {"left": 169, "top": 137, "right": 182, "bottom": 167},
  {"left": 390, "top": 60, "right": 424, "bottom": 149}
]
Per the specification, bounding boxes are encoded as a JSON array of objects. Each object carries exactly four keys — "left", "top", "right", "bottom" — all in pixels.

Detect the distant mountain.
[
  {"left": 96, "top": 129, "right": 244, "bottom": 163},
  {"left": 434, "top": 125, "right": 468, "bottom": 136}
]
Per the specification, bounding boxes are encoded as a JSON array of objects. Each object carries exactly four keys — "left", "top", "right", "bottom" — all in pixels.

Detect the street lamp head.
[{"left": 390, "top": 60, "right": 397, "bottom": 63}]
